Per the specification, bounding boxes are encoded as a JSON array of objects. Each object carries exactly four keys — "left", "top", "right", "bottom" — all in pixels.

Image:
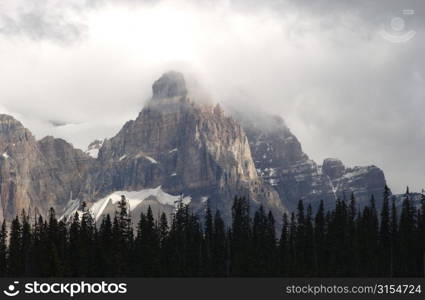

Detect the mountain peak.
[
  {"left": 152, "top": 71, "right": 187, "bottom": 100},
  {"left": 0, "top": 114, "right": 24, "bottom": 129},
  {"left": 0, "top": 114, "right": 30, "bottom": 142}
]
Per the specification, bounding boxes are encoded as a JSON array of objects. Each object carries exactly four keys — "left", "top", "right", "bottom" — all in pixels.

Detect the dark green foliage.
[
  {"left": 0, "top": 186, "right": 424, "bottom": 277},
  {"left": 134, "top": 206, "right": 160, "bottom": 276},
  {"left": 0, "top": 221, "right": 7, "bottom": 276}
]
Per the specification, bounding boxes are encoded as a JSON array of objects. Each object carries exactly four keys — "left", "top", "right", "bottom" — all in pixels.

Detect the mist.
[{"left": 0, "top": 0, "right": 424, "bottom": 193}]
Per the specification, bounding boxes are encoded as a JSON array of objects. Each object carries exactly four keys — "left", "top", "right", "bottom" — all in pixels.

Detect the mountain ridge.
[{"left": 0, "top": 71, "right": 390, "bottom": 223}]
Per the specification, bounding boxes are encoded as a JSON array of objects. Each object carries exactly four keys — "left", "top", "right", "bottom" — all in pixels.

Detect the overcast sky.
[{"left": 0, "top": 0, "right": 424, "bottom": 193}]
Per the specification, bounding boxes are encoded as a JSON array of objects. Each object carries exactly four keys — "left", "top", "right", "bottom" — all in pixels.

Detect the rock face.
[
  {"left": 234, "top": 110, "right": 387, "bottom": 211},
  {"left": 0, "top": 71, "right": 389, "bottom": 223},
  {"left": 0, "top": 115, "right": 95, "bottom": 221},
  {"left": 86, "top": 71, "right": 285, "bottom": 222},
  {"left": 322, "top": 158, "right": 345, "bottom": 180},
  {"left": 85, "top": 139, "right": 104, "bottom": 159}
]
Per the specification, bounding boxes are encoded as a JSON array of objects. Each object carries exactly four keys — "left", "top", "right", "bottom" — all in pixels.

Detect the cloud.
[
  {"left": 0, "top": 0, "right": 88, "bottom": 44},
  {"left": 0, "top": 0, "right": 424, "bottom": 193}
]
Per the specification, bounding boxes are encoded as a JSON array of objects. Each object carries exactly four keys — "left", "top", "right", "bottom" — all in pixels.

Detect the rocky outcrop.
[
  {"left": 0, "top": 71, "right": 390, "bottom": 224},
  {"left": 235, "top": 110, "right": 387, "bottom": 211},
  {"left": 86, "top": 71, "right": 286, "bottom": 222},
  {"left": 85, "top": 139, "right": 104, "bottom": 159},
  {"left": 0, "top": 115, "right": 95, "bottom": 221},
  {"left": 322, "top": 158, "right": 345, "bottom": 180}
]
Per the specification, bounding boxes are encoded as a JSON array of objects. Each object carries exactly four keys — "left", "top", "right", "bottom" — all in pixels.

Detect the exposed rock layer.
[{"left": 0, "top": 71, "right": 388, "bottom": 223}]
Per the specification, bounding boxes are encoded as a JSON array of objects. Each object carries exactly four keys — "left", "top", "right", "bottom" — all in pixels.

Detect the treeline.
[{"left": 0, "top": 185, "right": 424, "bottom": 277}]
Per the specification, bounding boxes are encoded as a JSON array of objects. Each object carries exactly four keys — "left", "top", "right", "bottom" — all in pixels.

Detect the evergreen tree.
[
  {"left": 379, "top": 185, "right": 391, "bottom": 276},
  {"left": 288, "top": 212, "right": 297, "bottom": 276},
  {"left": 279, "top": 213, "right": 290, "bottom": 276},
  {"left": 314, "top": 201, "right": 325, "bottom": 276},
  {"left": 80, "top": 202, "right": 96, "bottom": 276},
  {"left": 295, "top": 200, "right": 305, "bottom": 276},
  {"left": 8, "top": 215, "right": 23, "bottom": 276},
  {"left": 230, "top": 196, "right": 252, "bottom": 276},
  {"left": 98, "top": 214, "right": 113, "bottom": 276},
  {"left": 419, "top": 192, "right": 425, "bottom": 276},
  {"left": 390, "top": 197, "right": 399, "bottom": 277},
  {"left": 398, "top": 187, "right": 417, "bottom": 276},
  {"left": 158, "top": 212, "right": 170, "bottom": 276},
  {"left": 303, "top": 204, "right": 315, "bottom": 276},
  {"left": 135, "top": 206, "right": 160, "bottom": 276},
  {"left": 347, "top": 193, "right": 358, "bottom": 276},
  {"left": 21, "top": 210, "right": 31, "bottom": 276},
  {"left": 203, "top": 203, "right": 214, "bottom": 276},
  {"left": 0, "top": 221, "right": 7, "bottom": 276},
  {"left": 68, "top": 212, "right": 81, "bottom": 276},
  {"left": 212, "top": 210, "right": 227, "bottom": 277}
]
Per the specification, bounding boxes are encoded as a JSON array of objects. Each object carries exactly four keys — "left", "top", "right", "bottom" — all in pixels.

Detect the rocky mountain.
[
  {"left": 82, "top": 71, "right": 285, "bottom": 223},
  {"left": 234, "top": 110, "right": 387, "bottom": 211},
  {"left": 0, "top": 71, "right": 389, "bottom": 224},
  {"left": 0, "top": 115, "right": 95, "bottom": 221}
]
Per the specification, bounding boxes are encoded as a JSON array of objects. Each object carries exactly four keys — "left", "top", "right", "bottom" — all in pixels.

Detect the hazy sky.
[{"left": 0, "top": 0, "right": 424, "bottom": 193}]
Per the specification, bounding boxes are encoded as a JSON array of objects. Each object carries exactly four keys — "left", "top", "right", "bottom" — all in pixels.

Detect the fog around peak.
[{"left": 0, "top": 0, "right": 424, "bottom": 193}]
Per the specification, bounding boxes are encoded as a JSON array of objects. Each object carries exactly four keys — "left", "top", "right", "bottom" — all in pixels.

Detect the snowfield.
[{"left": 90, "top": 186, "right": 191, "bottom": 220}]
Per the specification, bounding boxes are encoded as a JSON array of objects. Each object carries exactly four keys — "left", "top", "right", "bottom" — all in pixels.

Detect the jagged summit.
[
  {"left": 322, "top": 158, "right": 345, "bottom": 180},
  {"left": 0, "top": 74, "right": 388, "bottom": 223},
  {"left": 152, "top": 71, "right": 188, "bottom": 100},
  {"left": 0, "top": 114, "right": 24, "bottom": 131}
]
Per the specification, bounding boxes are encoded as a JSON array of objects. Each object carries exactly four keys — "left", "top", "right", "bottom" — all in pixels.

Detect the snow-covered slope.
[{"left": 89, "top": 186, "right": 191, "bottom": 221}]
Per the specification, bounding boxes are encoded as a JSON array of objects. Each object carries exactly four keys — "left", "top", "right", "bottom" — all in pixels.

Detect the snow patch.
[
  {"left": 86, "top": 148, "right": 99, "bottom": 159},
  {"left": 60, "top": 199, "right": 80, "bottom": 221},
  {"left": 86, "top": 140, "right": 104, "bottom": 158},
  {"left": 145, "top": 156, "right": 158, "bottom": 164},
  {"left": 90, "top": 186, "right": 191, "bottom": 221},
  {"left": 2, "top": 152, "right": 9, "bottom": 159}
]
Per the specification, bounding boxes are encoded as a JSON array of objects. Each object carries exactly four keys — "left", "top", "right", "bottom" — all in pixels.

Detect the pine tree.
[
  {"left": 379, "top": 185, "right": 391, "bottom": 276},
  {"left": 80, "top": 202, "right": 96, "bottom": 276},
  {"left": 295, "top": 200, "right": 305, "bottom": 276},
  {"left": 203, "top": 203, "right": 214, "bottom": 276},
  {"left": 0, "top": 221, "right": 7, "bottom": 276},
  {"left": 252, "top": 205, "right": 267, "bottom": 275},
  {"left": 212, "top": 210, "right": 227, "bottom": 277},
  {"left": 8, "top": 215, "right": 23, "bottom": 276},
  {"left": 279, "top": 213, "right": 290, "bottom": 276},
  {"left": 113, "top": 195, "right": 134, "bottom": 276},
  {"left": 98, "top": 214, "right": 113, "bottom": 276},
  {"left": 288, "top": 212, "right": 297, "bottom": 276},
  {"left": 390, "top": 197, "right": 399, "bottom": 277},
  {"left": 347, "top": 193, "right": 358, "bottom": 276},
  {"left": 357, "top": 196, "right": 379, "bottom": 276},
  {"left": 419, "top": 192, "right": 425, "bottom": 276},
  {"left": 158, "top": 212, "right": 170, "bottom": 276},
  {"left": 135, "top": 206, "right": 160, "bottom": 276},
  {"left": 68, "top": 212, "right": 81, "bottom": 276},
  {"left": 21, "top": 210, "right": 31, "bottom": 276},
  {"left": 314, "top": 200, "right": 325, "bottom": 276},
  {"left": 303, "top": 204, "right": 315, "bottom": 276},
  {"left": 266, "top": 211, "right": 278, "bottom": 276},
  {"left": 399, "top": 187, "right": 417, "bottom": 276},
  {"left": 230, "top": 196, "right": 252, "bottom": 276}
]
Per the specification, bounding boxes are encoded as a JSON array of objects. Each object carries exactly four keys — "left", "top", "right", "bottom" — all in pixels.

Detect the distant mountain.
[
  {"left": 233, "top": 109, "right": 387, "bottom": 211},
  {"left": 0, "top": 115, "right": 94, "bottom": 220},
  {"left": 0, "top": 71, "right": 390, "bottom": 224}
]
